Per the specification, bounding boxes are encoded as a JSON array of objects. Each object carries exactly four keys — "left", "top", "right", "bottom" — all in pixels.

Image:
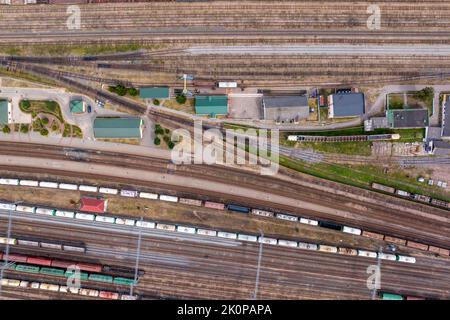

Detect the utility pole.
[
  {"left": 0, "top": 201, "right": 22, "bottom": 296},
  {"left": 130, "top": 217, "right": 143, "bottom": 297},
  {"left": 252, "top": 231, "right": 264, "bottom": 300}
]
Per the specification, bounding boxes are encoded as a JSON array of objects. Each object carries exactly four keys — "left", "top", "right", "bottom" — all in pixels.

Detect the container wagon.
[
  {"left": 204, "top": 201, "right": 225, "bottom": 210},
  {"left": 136, "top": 221, "right": 155, "bottom": 229},
  {"left": 258, "top": 237, "right": 278, "bottom": 245},
  {"left": 384, "top": 236, "right": 406, "bottom": 246},
  {"left": 406, "top": 241, "right": 429, "bottom": 251},
  {"left": 197, "top": 229, "right": 217, "bottom": 237},
  {"left": 396, "top": 190, "right": 410, "bottom": 197},
  {"left": 27, "top": 257, "right": 52, "bottom": 266},
  {"left": 115, "top": 218, "right": 135, "bottom": 226},
  {"left": 362, "top": 230, "right": 384, "bottom": 240},
  {"left": 139, "top": 192, "right": 158, "bottom": 200},
  {"left": 15, "top": 205, "right": 35, "bottom": 213},
  {"left": 120, "top": 190, "right": 138, "bottom": 197},
  {"left": 159, "top": 195, "right": 178, "bottom": 203},
  {"left": 156, "top": 223, "right": 176, "bottom": 231},
  {"left": 77, "top": 263, "right": 102, "bottom": 273},
  {"left": 227, "top": 204, "right": 250, "bottom": 214},
  {"left": 5, "top": 254, "right": 27, "bottom": 263},
  {"left": 176, "top": 226, "right": 196, "bottom": 234},
  {"left": 217, "top": 231, "right": 237, "bottom": 240},
  {"left": 35, "top": 208, "right": 55, "bottom": 216},
  {"left": 371, "top": 183, "right": 395, "bottom": 194},
  {"left": 179, "top": 198, "right": 202, "bottom": 207},
  {"left": 342, "top": 226, "right": 362, "bottom": 235},
  {"left": 298, "top": 242, "right": 318, "bottom": 251},
  {"left": 237, "top": 234, "right": 257, "bottom": 242},
  {"left": 299, "top": 218, "right": 319, "bottom": 226},
  {"left": 0, "top": 202, "right": 16, "bottom": 210},
  {"left": 318, "top": 245, "right": 338, "bottom": 253},
  {"left": 278, "top": 239, "right": 298, "bottom": 247}
]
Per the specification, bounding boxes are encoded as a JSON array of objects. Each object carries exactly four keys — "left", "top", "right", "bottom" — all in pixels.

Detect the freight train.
[
  {"left": 0, "top": 251, "right": 138, "bottom": 285},
  {"left": 1, "top": 176, "right": 446, "bottom": 258},
  {"left": 371, "top": 182, "right": 449, "bottom": 209},
  {"left": 0, "top": 277, "right": 137, "bottom": 300}
]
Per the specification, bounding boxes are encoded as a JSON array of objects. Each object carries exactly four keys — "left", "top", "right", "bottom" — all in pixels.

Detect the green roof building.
[
  {"left": 93, "top": 117, "right": 144, "bottom": 139},
  {"left": 195, "top": 95, "right": 228, "bottom": 116},
  {"left": 139, "top": 87, "right": 170, "bottom": 99},
  {"left": 0, "top": 99, "right": 11, "bottom": 125},
  {"left": 70, "top": 99, "right": 85, "bottom": 114}
]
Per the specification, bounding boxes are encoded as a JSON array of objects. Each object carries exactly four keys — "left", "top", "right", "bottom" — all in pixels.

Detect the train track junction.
[{"left": 0, "top": 0, "right": 449, "bottom": 304}]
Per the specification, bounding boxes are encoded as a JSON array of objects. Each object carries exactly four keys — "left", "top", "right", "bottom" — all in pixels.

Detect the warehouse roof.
[
  {"left": 442, "top": 96, "right": 450, "bottom": 137},
  {"left": 93, "top": 117, "right": 144, "bottom": 139},
  {"left": 139, "top": 87, "right": 170, "bottom": 99},
  {"left": 330, "top": 93, "right": 365, "bottom": 117},
  {"left": 263, "top": 95, "right": 308, "bottom": 108},
  {"left": 80, "top": 198, "right": 107, "bottom": 213},
  {"left": 195, "top": 95, "right": 228, "bottom": 116},
  {"left": 387, "top": 109, "right": 429, "bottom": 128},
  {"left": 70, "top": 100, "right": 84, "bottom": 113},
  {"left": 0, "top": 100, "right": 8, "bottom": 124}
]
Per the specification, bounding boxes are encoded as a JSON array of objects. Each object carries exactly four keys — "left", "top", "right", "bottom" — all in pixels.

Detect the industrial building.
[
  {"left": 387, "top": 109, "right": 429, "bottom": 129},
  {"left": 195, "top": 95, "right": 228, "bottom": 116},
  {"left": 262, "top": 95, "right": 309, "bottom": 123},
  {"left": 93, "top": 117, "right": 144, "bottom": 139},
  {"left": 0, "top": 99, "right": 12, "bottom": 125},
  {"left": 69, "top": 99, "right": 86, "bottom": 114},
  {"left": 139, "top": 87, "right": 170, "bottom": 100},
  {"left": 80, "top": 198, "right": 107, "bottom": 214},
  {"left": 328, "top": 93, "right": 365, "bottom": 118},
  {"left": 441, "top": 96, "right": 450, "bottom": 139}
]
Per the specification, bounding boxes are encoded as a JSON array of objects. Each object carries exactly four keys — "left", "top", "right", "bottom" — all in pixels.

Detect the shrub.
[
  {"left": 51, "top": 124, "right": 59, "bottom": 132},
  {"left": 168, "top": 141, "right": 175, "bottom": 149},
  {"left": 20, "top": 100, "right": 31, "bottom": 110},
  {"left": 40, "top": 128, "right": 49, "bottom": 136},
  {"left": 2, "top": 126, "right": 10, "bottom": 134},
  {"left": 164, "top": 128, "right": 170, "bottom": 134},
  {"left": 163, "top": 135, "right": 171, "bottom": 144},
  {"left": 154, "top": 137, "right": 161, "bottom": 145},
  {"left": 20, "top": 125, "right": 29, "bottom": 134},
  {"left": 176, "top": 95, "right": 186, "bottom": 104},
  {"left": 31, "top": 111, "right": 37, "bottom": 118},
  {"left": 42, "top": 117, "right": 49, "bottom": 125},
  {"left": 128, "top": 87, "right": 138, "bottom": 96},
  {"left": 115, "top": 84, "right": 127, "bottom": 96},
  {"left": 153, "top": 99, "right": 160, "bottom": 106}
]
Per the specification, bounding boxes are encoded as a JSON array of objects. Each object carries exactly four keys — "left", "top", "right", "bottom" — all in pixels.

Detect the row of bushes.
[{"left": 108, "top": 84, "right": 139, "bottom": 97}]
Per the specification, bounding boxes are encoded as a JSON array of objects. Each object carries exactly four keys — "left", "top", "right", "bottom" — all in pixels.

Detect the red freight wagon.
[
  {"left": 438, "top": 248, "right": 450, "bottom": 256},
  {"left": 362, "top": 231, "right": 384, "bottom": 240},
  {"left": 27, "top": 257, "right": 52, "bottom": 266},
  {"left": 384, "top": 236, "right": 406, "bottom": 246},
  {"left": 406, "top": 241, "right": 429, "bottom": 251},
  {"left": 428, "top": 246, "right": 441, "bottom": 254},
  {"left": 77, "top": 263, "right": 102, "bottom": 273},
  {"left": 7, "top": 254, "right": 28, "bottom": 263},
  {"left": 99, "top": 291, "right": 119, "bottom": 300},
  {"left": 51, "top": 260, "right": 76, "bottom": 269},
  {"left": 204, "top": 201, "right": 225, "bottom": 210}
]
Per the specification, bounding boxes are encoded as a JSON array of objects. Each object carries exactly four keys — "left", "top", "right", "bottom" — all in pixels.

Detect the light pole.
[
  {"left": 252, "top": 230, "right": 264, "bottom": 300},
  {"left": 130, "top": 217, "right": 143, "bottom": 297},
  {"left": 0, "top": 200, "right": 23, "bottom": 296}
]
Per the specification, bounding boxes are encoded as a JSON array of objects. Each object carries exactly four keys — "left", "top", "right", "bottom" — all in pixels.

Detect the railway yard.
[{"left": 0, "top": 0, "right": 449, "bottom": 303}]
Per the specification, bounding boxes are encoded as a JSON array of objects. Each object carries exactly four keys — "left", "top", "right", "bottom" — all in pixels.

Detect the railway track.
[{"left": 0, "top": 141, "right": 449, "bottom": 250}]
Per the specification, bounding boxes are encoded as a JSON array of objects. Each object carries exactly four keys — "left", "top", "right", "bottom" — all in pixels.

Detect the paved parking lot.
[{"left": 228, "top": 94, "right": 262, "bottom": 120}]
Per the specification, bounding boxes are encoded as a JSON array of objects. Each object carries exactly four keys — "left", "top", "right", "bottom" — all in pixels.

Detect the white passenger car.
[
  {"left": 397, "top": 255, "right": 416, "bottom": 264},
  {"left": 58, "top": 183, "right": 78, "bottom": 190},
  {"left": 139, "top": 192, "right": 158, "bottom": 200},
  {"left": 379, "top": 253, "right": 397, "bottom": 261},
  {"left": 176, "top": 226, "right": 196, "bottom": 234},
  {"left": 299, "top": 218, "right": 319, "bottom": 226},
  {"left": 0, "top": 202, "right": 16, "bottom": 210},
  {"left": 258, "top": 237, "right": 277, "bottom": 245},
  {"left": 0, "top": 178, "right": 19, "bottom": 185},
  {"left": 99, "top": 187, "right": 118, "bottom": 195},
  {"left": 357, "top": 250, "right": 377, "bottom": 258},
  {"left": 342, "top": 226, "right": 362, "bottom": 236},
  {"left": 16, "top": 205, "right": 35, "bottom": 213},
  {"left": 55, "top": 210, "right": 75, "bottom": 219},
  {"left": 196, "top": 229, "right": 217, "bottom": 237},
  {"left": 35, "top": 208, "right": 55, "bottom": 216},
  {"left": 278, "top": 239, "right": 298, "bottom": 247}
]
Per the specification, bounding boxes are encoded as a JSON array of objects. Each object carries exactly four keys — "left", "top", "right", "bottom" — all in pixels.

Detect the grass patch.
[
  {"left": 298, "top": 141, "right": 372, "bottom": 156},
  {"left": 19, "top": 99, "right": 63, "bottom": 122}
]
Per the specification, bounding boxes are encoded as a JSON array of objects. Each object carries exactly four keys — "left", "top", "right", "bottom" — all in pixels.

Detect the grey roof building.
[
  {"left": 387, "top": 109, "right": 429, "bottom": 128},
  {"left": 431, "top": 140, "right": 450, "bottom": 155},
  {"left": 328, "top": 93, "right": 365, "bottom": 118},
  {"left": 262, "top": 95, "right": 309, "bottom": 122},
  {"left": 442, "top": 96, "right": 450, "bottom": 138}
]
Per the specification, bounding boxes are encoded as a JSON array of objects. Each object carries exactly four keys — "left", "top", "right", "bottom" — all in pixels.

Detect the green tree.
[
  {"left": 40, "top": 128, "right": 49, "bottom": 136},
  {"left": 115, "top": 84, "right": 127, "bottom": 96},
  {"left": 20, "top": 100, "right": 31, "bottom": 110},
  {"left": 20, "top": 125, "right": 29, "bottom": 134},
  {"left": 164, "top": 128, "right": 170, "bottom": 134},
  {"left": 128, "top": 87, "right": 138, "bottom": 96},
  {"left": 154, "top": 137, "right": 161, "bottom": 145},
  {"left": 176, "top": 95, "right": 186, "bottom": 104},
  {"left": 42, "top": 117, "right": 49, "bottom": 125},
  {"left": 31, "top": 111, "right": 37, "bottom": 119},
  {"left": 2, "top": 126, "right": 10, "bottom": 134},
  {"left": 153, "top": 99, "right": 160, "bottom": 106},
  {"left": 168, "top": 141, "right": 175, "bottom": 150}
]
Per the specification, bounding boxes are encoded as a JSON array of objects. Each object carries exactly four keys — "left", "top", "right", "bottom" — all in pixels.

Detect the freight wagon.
[
  {"left": 342, "top": 226, "right": 362, "bottom": 235},
  {"left": 176, "top": 226, "right": 196, "bottom": 234},
  {"left": 276, "top": 213, "right": 298, "bottom": 222},
  {"left": 79, "top": 185, "right": 98, "bottom": 192},
  {"left": 396, "top": 190, "right": 410, "bottom": 197},
  {"left": 217, "top": 231, "right": 237, "bottom": 240},
  {"left": 16, "top": 264, "right": 41, "bottom": 274},
  {"left": 318, "top": 245, "right": 338, "bottom": 253},
  {"left": 338, "top": 248, "right": 358, "bottom": 256},
  {"left": 380, "top": 293, "right": 404, "bottom": 300},
  {"left": 371, "top": 183, "right": 395, "bottom": 194},
  {"left": 298, "top": 242, "right": 318, "bottom": 251},
  {"left": 156, "top": 223, "right": 176, "bottom": 231},
  {"left": 251, "top": 209, "right": 274, "bottom": 217},
  {"left": 120, "top": 190, "right": 138, "bottom": 197},
  {"left": 135, "top": 220, "right": 155, "bottom": 229},
  {"left": 278, "top": 239, "right": 297, "bottom": 247},
  {"left": 138, "top": 192, "right": 158, "bottom": 200},
  {"left": 258, "top": 237, "right": 277, "bottom": 245},
  {"left": 115, "top": 218, "right": 135, "bottom": 226},
  {"left": 237, "top": 234, "right": 257, "bottom": 242},
  {"left": 299, "top": 218, "right": 319, "bottom": 226},
  {"left": 35, "top": 208, "right": 55, "bottom": 216},
  {"left": 414, "top": 194, "right": 431, "bottom": 203},
  {"left": 99, "top": 187, "right": 118, "bottom": 195},
  {"left": 0, "top": 179, "right": 19, "bottom": 185},
  {"left": 0, "top": 202, "right": 16, "bottom": 210},
  {"left": 196, "top": 229, "right": 217, "bottom": 237},
  {"left": 95, "top": 215, "right": 116, "bottom": 224},
  {"left": 75, "top": 213, "right": 95, "bottom": 221},
  {"left": 227, "top": 204, "right": 250, "bottom": 214},
  {"left": 179, "top": 198, "right": 203, "bottom": 207},
  {"left": 58, "top": 183, "right": 78, "bottom": 190},
  {"left": 40, "top": 242, "right": 62, "bottom": 250},
  {"left": 379, "top": 253, "right": 397, "bottom": 261},
  {"left": 204, "top": 201, "right": 225, "bottom": 210},
  {"left": 319, "top": 221, "right": 342, "bottom": 231},
  {"left": 19, "top": 180, "right": 39, "bottom": 187},
  {"left": 357, "top": 250, "right": 377, "bottom": 258},
  {"left": 159, "top": 195, "right": 178, "bottom": 203},
  {"left": 16, "top": 205, "right": 35, "bottom": 213},
  {"left": 17, "top": 239, "right": 39, "bottom": 247},
  {"left": 39, "top": 181, "right": 58, "bottom": 189},
  {"left": 55, "top": 210, "right": 75, "bottom": 219}
]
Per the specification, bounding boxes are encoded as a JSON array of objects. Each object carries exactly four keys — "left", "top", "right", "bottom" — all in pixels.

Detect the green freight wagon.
[
  {"left": 15, "top": 264, "right": 40, "bottom": 274},
  {"left": 64, "top": 270, "right": 89, "bottom": 281},
  {"left": 381, "top": 293, "right": 404, "bottom": 300},
  {"left": 88, "top": 274, "right": 113, "bottom": 283},
  {"left": 113, "top": 277, "right": 137, "bottom": 286},
  {"left": 40, "top": 267, "right": 65, "bottom": 277}
]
